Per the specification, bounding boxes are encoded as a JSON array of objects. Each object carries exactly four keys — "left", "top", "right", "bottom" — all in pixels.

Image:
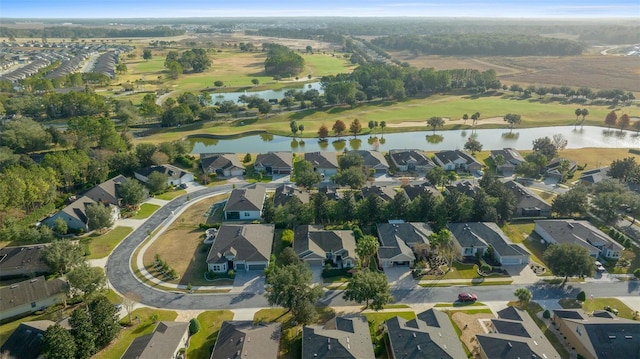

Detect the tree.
[
  {"left": 608, "top": 157, "right": 640, "bottom": 183},
  {"left": 122, "top": 292, "right": 140, "bottom": 325},
  {"left": 52, "top": 217, "right": 68, "bottom": 235},
  {"left": 305, "top": 45, "right": 313, "bottom": 53},
  {"left": 503, "top": 113, "right": 521, "bottom": 130},
  {"left": 42, "top": 239, "right": 84, "bottom": 274},
  {"left": 42, "top": 324, "right": 77, "bottom": 359},
  {"left": 580, "top": 108, "right": 589, "bottom": 124},
  {"left": 317, "top": 124, "right": 329, "bottom": 140},
  {"left": 514, "top": 288, "right": 532, "bottom": 307},
  {"left": 427, "top": 116, "right": 445, "bottom": 133},
  {"left": 532, "top": 136, "right": 557, "bottom": 161},
  {"left": 356, "top": 235, "right": 379, "bottom": 268},
  {"left": 147, "top": 171, "right": 169, "bottom": 193},
  {"left": 543, "top": 243, "right": 595, "bottom": 283},
  {"left": 189, "top": 318, "right": 201, "bottom": 335},
  {"left": 88, "top": 295, "right": 120, "bottom": 349},
  {"left": 471, "top": 112, "right": 480, "bottom": 126},
  {"left": 278, "top": 247, "right": 300, "bottom": 266},
  {"left": 380, "top": 121, "right": 386, "bottom": 134},
  {"left": 338, "top": 153, "right": 364, "bottom": 170},
  {"left": 86, "top": 203, "right": 113, "bottom": 232},
  {"left": 343, "top": 269, "right": 393, "bottom": 310},
  {"left": 552, "top": 134, "right": 568, "bottom": 151},
  {"left": 429, "top": 229, "right": 456, "bottom": 268},
  {"left": 116, "top": 62, "right": 127, "bottom": 75},
  {"left": 349, "top": 119, "right": 362, "bottom": 137},
  {"left": 574, "top": 108, "right": 582, "bottom": 122},
  {"left": 251, "top": 78, "right": 259, "bottom": 86},
  {"left": 142, "top": 49, "right": 152, "bottom": 60},
  {"left": 333, "top": 167, "right": 366, "bottom": 189},
  {"left": 577, "top": 291, "right": 586, "bottom": 302},
  {"left": 265, "top": 262, "right": 323, "bottom": 322},
  {"left": 604, "top": 110, "right": 618, "bottom": 129},
  {"left": 551, "top": 187, "right": 589, "bottom": 216},
  {"left": 70, "top": 308, "right": 97, "bottom": 359},
  {"left": 425, "top": 166, "right": 447, "bottom": 188},
  {"left": 119, "top": 179, "right": 146, "bottom": 207},
  {"left": 332, "top": 120, "right": 347, "bottom": 139},
  {"left": 136, "top": 143, "right": 157, "bottom": 168},
  {"left": 619, "top": 113, "right": 631, "bottom": 132},
  {"left": 463, "top": 137, "right": 483, "bottom": 155},
  {"left": 462, "top": 113, "right": 469, "bottom": 125},
  {"left": 298, "top": 124, "right": 305, "bottom": 135},
  {"left": 67, "top": 262, "right": 106, "bottom": 299},
  {"left": 289, "top": 121, "right": 299, "bottom": 137},
  {"left": 0, "top": 117, "right": 52, "bottom": 153}
]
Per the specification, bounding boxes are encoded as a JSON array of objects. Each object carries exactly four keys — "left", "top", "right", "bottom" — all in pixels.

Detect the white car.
[
  {"left": 596, "top": 265, "right": 606, "bottom": 272},
  {"left": 595, "top": 261, "right": 602, "bottom": 266}
]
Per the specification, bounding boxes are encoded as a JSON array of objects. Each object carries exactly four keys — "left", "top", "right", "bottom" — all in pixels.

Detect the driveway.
[
  {"left": 383, "top": 266, "right": 415, "bottom": 289},
  {"left": 231, "top": 271, "right": 265, "bottom": 295}
]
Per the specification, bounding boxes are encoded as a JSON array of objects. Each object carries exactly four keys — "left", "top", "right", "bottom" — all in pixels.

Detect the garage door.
[
  {"left": 235, "top": 263, "right": 245, "bottom": 270},
  {"left": 393, "top": 261, "right": 410, "bottom": 266},
  {"left": 501, "top": 257, "right": 523, "bottom": 265},
  {"left": 248, "top": 264, "right": 266, "bottom": 270},
  {"left": 226, "top": 212, "right": 240, "bottom": 220},
  {"left": 306, "top": 259, "right": 323, "bottom": 267}
]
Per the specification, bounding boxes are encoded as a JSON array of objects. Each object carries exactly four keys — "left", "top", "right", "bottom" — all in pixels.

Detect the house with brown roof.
[
  {"left": 84, "top": 174, "right": 127, "bottom": 206},
  {"left": 305, "top": 151, "right": 339, "bottom": 176},
  {"left": 302, "top": 315, "right": 375, "bottom": 359},
  {"left": 211, "top": 321, "right": 281, "bottom": 359},
  {"left": 223, "top": 185, "right": 266, "bottom": 220},
  {"left": 504, "top": 180, "right": 552, "bottom": 218},
  {"left": 361, "top": 185, "right": 400, "bottom": 202},
  {"left": 0, "top": 276, "right": 68, "bottom": 321},
  {"left": 200, "top": 153, "right": 245, "bottom": 177},
  {"left": 206, "top": 224, "right": 274, "bottom": 272},
  {"left": 0, "top": 244, "right": 51, "bottom": 279},
  {"left": 254, "top": 152, "right": 293, "bottom": 175},
  {"left": 121, "top": 321, "right": 190, "bottom": 359},
  {"left": 135, "top": 164, "right": 194, "bottom": 186},
  {"left": 346, "top": 150, "right": 390, "bottom": 174},
  {"left": 388, "top": 149, "right": 436, "bottom": 173},
  {"left": 294, "top": 225, "right": 357, "bottom": 268},
  {"left": 376, "top": 222, "right": 433, "bottom": 268}
]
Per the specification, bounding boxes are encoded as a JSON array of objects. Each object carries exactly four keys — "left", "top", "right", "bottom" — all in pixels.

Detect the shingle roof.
[
  {"left": 83, "top": 175, "right": 127, "bottom": 206},
  {"left": 504, "top": 180, "right": 551, "bottom": 212},
  {"left": 535, "top": 220, "right": 623, "bottom": 252},
  {"left": 0, "top": 245, "right": 51, "bottom": 278},
  {"left": 361, "top": 185, "right": 399, "bottom": 202},
  {"left": 490, "top": 148, "right": 524, "bottom": 165},
  {"left": 434, "top": 150, "right": 481, "bottom": 168},
  {"left": 304, "top": 152, "right": 339, "bottom": 170},
  {"left": 206, "top": 224, "right": 274, "bottom": 265},
  {"left": 448, "top": 222, "right": 529, "bottom": 259},
  {"left": 211, "top": 321, "right": 281, "bottom": 359},
  {"left": 223, "top": 186, "right": 266, "bottom": 212},
  {"left": 388, "top": 149, "right": 435, "bottom": 169},
  {"left": 121, "top": 321, "right": 189, "bottom": 359},
  {"left": 0, "top": 320, "right": 55, "bottom": 359},
  {"left": 254, "top": 152, "right": 293, "bottom": 169},
  {"left": 60, "top": 195, "right": 97, "bottom": 225},
  {"left": 294, "top": 225, "right": 357, "bottom": 261},
  {"left": 200, "top": 153, "right": 245, "bottom": 173},
  {"left": 402, "top": 183, "right": 441, "bottom": 201},
  {"left": 346, "top": 150, "right": 389, "bottom": 169},
  {"left": 135, "top": 164, "right": 192, "bottom": 181},
  {"left": 445, "top": 180, "right": 479, "bottom": 197},
  {"left": 302, "top": 316, "right": 375, "bottom": 359},
  {"left": 579, "top": 166, "right": 610, "bottom": 184},
  {"left": 273, "top": 184, "right": 310, "bottom": 207},
  {"left": 0, "top": 276, "right": 68, "bottom": 312},
  {"left": 376, "top": 222, "right": 432, "bottom": 261}
]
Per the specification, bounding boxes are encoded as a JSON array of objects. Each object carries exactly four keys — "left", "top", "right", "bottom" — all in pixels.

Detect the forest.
[{"left": 0, "top": 26, "right": 185, "bottom": 39}]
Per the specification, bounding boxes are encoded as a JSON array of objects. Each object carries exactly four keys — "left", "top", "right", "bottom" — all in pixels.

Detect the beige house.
[{"left": 0, "top": 276, "right": 68, "bottom": 321}]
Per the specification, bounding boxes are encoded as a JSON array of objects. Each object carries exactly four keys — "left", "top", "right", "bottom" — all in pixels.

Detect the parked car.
[
  {"left": 596, "top": 265, "right": 606, "bottom": 272},
  {"left": 458, "top": 292, "right": 478, "bottom": 302},
  {"left": 604, "top": 305, "right": 619, "bottom": 315}
]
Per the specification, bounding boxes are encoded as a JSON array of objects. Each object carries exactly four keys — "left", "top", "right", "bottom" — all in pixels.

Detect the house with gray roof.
[
  {"left": 445, "top": 180, "right": 480, "bottom": 198},
  {"left": 552, "top": 308, "right": 640, "bottom": 359},
  {"left": 254, "top": 151, "right": 293, "bottom": 175},
  {"left": 305, "top": 151, "right": 339, "bottom": 176},
  {"left": 544, "top": 158, "right": 577, "bottom": 181},
  {"left": 0, "top": 244, "right": 51, "bottom": 279},
  {"left": 273, "top": 184, "right": 310, "bottom": 207},
  {"left": 84, "top": 174, "right": 127, "bottom": 206},
  {"left": 385, "top": 308, "right": 467, "bottom": 359},
  {"left": 402, "top": 183, "right": 442, "bottom": 202},
  {"left": 0, "top": 276, "right": 68, "bottom": 321},
  {"left": 376, "top": 222, "right": 433, "bottom": 268},
  {"left": 200, "top": 153, "right": 245, "bottom": 177},
  {"left": 448, "top": 223, "right": 530, "bottom": 265},
  {"left": 434, "top": 150, "right": 482, "bottom": 173},
  {"left": 579, "top": 166, "right": 611, "bottom": 186},
  {"left": 42, "top": 195, "right": 98, "bottom": 232},
  {"left": 477, "top": 306, "right": 560, "bottom": 359},
  {"left": 0, "top": 320, "right": 56, "bottom": 359},
  {"left": 346, "top": 150, "right": 389, "bottom": 174},
  {"left": 490, "top": 148, "right": 525, "bottom": 176},
  {"left": 504, "top": 180, "right": 551, "bottom": 218},
  {"left": 534, "top": 220, "right": 623, "bottom": 259},
  {"left": 121, "top": 321, "right": 190, "bottom": 359},
  {"left": 211, "top": 321, "right": 281, "bottom": 359},
  {"left": 388, "top": 149, "right": 436, "bottom": 173},
  {"left": 135, "top": 164, "right": 194, "bottom": 186},
  {"left": 302, "top": 315, "right": 375, "bottom": 359},
  {"left": 206, "top": 224, "right": 274, "bottom": 272},
  {"left": 223, "top": 185, "right": 266, "bottom": 220},
  {"left": 294, "top": 225, "right": 357, "bottom": 268},
  {"left": 361, "top": 185, "right": 400, "bottom": 202}
]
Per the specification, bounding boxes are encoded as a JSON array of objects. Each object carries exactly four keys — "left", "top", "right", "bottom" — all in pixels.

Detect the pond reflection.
[
  {"left": 501, "top": 132, "right": 520, "bottom": 140},
  {"left": 350, "top": 138, "right": 362, "bottom": 151},
  {"left": 260, "top": 133, "right": 274, "bottom": 142},
  {"left": 426, "top": 134, "right": 444, "bottom": 144}
]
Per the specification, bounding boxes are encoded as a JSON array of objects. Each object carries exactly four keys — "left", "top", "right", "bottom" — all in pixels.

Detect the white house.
[
  {"left": 134, "top": 164, "right": 194, "bottom": 186},
  {"left": 0, "top": 276, "right": 68, "bottom": 321},
  {"left": 223, "top": 186, "right": 266, "bottom": 221}
]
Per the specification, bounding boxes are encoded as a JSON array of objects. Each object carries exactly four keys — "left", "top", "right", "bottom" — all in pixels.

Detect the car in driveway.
[{"left": 458, "top": 292, "right": 478, "bottom": 302}]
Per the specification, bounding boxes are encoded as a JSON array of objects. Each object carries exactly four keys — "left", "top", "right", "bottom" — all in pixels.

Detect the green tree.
[
  {"left": 88, "top": 295, "right": 120, "bottom": 349},
  {"left": 214, "top": 80, "right": 224, "bottom": 87},
  {"left": 349, "top": 119, "right": 362, "bottom": 137},
  {"left": 551, "top": 187, "right": 589, "bottom": 216},
  {"left": 86, "top": 203, "right": 113, "bottom": 232},
  {"left": 580, "top": 108, "right": 589, "bottom": 124},
  {"left": 429, "top": 229, "right": 455, "bottom": 268},
  {"left": 532, "top": 136, "right": 557, "bottom": 161},
  {"left": 504, "top": 113, "right": 522, "bottom": 130},
  {"left": 343, "top": 269, "right": 393, "bottom": 310},
  {"left": 142, "top": 49, "right": 152, "bottom": 60},
  {"left": 380, "top": 121, "right": 386, "bottom": 134},
  {"left": 67, "top": 262, "right": 106, "bottom": 299},
  {"left": 251, "top": 78, "right": 260, "bottom": 86},
  {"left": 52, "top": 217, "right": 68, "bottom": 235},
  {"left": 278, "top": 246, "right": 300, "bottom": 266},
  {"left": 119, "top": 179, "right": 146, "bottom": 207},
  {"left": 514, "top": 288, "right": 532, "bottom": 307},
  {"left": 42, "top": 324, "right": 77, "bottom": 359},
  {"left": 0, "top": 117, "right": 52, "bottom": 153},
  {"left": 147, "top": 171, "right": 169, "bottom": 194},
  {"left": 135, "top": 143, "right": 157, "bottom": 168},
  {"left": 356, "top": 235, "right": 379, "bottom": 268},
  {"left": 577, "top": 291, "right": 586, "bottom": 302},
  {"left": 265, "top": 262, "right": 323, "bottom": 318},
  {"left": 189, "top": 318, "right": 201, "bottom": 335},
  {"left": 70, "top": 308, "right": 97, "bottom": 359},
  {"left": 608, "top": 157, "right": 640, "bottom": 183},
  {"left": 543, "top": 243, "right": 595, "bottom": 283},
  {"left": 574, "top": 108, "right": 582, "bottom": 122},
  {"left": 427, "top": 116, "right": 445, "bottom": 133},
  {"left": 463, "top": 137, "right": 483, "bottom": 155},
  {"left": 333, "top": 167, "right": 366, "bottom": 189},
  {"left": 425, "top": 166, "right": 447, "bottom": 188},
  {"left": 42, "top": 239, "right": 85, "bottom": 274}
]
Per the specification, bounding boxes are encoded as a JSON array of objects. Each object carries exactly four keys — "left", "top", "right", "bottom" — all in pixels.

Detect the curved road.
[{"left": 108, "top": 184, "right": 640, "bottom": 310}]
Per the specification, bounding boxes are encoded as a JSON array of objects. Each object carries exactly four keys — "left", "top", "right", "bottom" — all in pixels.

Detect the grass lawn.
[
  {"left": 131, "top": 203, "right": 161, "bottom": 219},
  {"left": 155, "top": 189, "right": 187, "bottom": 200},
  {"left": 187, "top": 310, "right": 235, "bottom": 359},
  {"left": 609, "top": 247, "right": 639, "bottom": 274},
  {"left": 103, "top": 289, "right": 123, "bottom": 305},
  {"left": 420, "top": 261, "right": 483, "bottom": 280},
  {"left": 523, "top": 302, "right": 570, "bottom": 359},
  {"left": 93, "top": 308, "right": 178, "bottom": 359},
  {"left": 85, "top": 226, "right": 133, "bottom": 259},
  {"left": 579, "top": 298, "right": 635, "bottom": 319},
  {"left": 364, "top": 311, "right": 416, "bottom": 359},
  {"left": 434, "top": 302, "right": 486, "bottom": 308}
]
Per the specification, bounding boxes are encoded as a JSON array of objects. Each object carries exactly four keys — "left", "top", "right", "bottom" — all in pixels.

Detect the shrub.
[
  {"left": 543, "top": 310, "right": 551, "bottom": 319},
  {"left": 243, "top": 153, "right": 252, "bottom": 163},
  {"left": 189, "top": 318, "right": 201, "bottom": 335},
  {"left": 281, "top": 229, "right": 294, "bottom": 246},
  {"left": 634, "top": 268, "right": 640, "bottom": 279},
  {"left": 577, "top": 291, "right": 586, "bottom": 302},
  {"left": 480, "top": 263, "right": 493, "bottom": 274}
]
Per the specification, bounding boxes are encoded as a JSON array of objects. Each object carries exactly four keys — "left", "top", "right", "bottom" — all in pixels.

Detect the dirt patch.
[
  {"left": 451, "top": 311, "right": 495, "bottom": 356},
  {"left": 387, "top": 117, "right": 505, "bottom": 128}
]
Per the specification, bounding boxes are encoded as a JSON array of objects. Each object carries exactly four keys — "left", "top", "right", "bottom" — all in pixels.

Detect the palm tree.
[
  {"left": 427, "top": 116, "right": 445, "bottom": 134},
  {"left": 380, "top": 121, "right": 386, "bottom": 135},
  {"left": 462, "top": 113, "right": 469, "bottom": 125},
  {"left": 574, "top": 108, "right": 582, "bottom": 127},
  {"left": 471, "top": 112, "right": 480, "bottom": 126},
  {"left": 580, "top": 108, "right": 589, "bottom": 127}
]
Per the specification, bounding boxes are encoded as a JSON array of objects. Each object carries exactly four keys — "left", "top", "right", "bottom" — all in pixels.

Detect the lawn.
[
  {"left": 420, "top": 261, "right": 484, "bottom": 280},
  {"left": 155, "top": 189, "right": 187, "bottom": 200},
  {"left": 187, "top": 310, "right": 235, "bottom": 359},
  {"left": 131, "top": 203, "right": 161, "bottom": 219},
  {"left": 364, "top": 311, "right": 416, "bottom": 359},
  {"left": 560, "top": 297, "right": 637, "bottom": 320},
  {"left": 85, "top": 226, "right": 133, "bottom": 259},
  {"left": 609, "top": 247, "right": 639, "bottom": 274},
  {"left": 93, "top": 308, "right": 178, "bottom": 359},
  {"left": 523, "top": 302, "right": 570, "bottom": 359}
]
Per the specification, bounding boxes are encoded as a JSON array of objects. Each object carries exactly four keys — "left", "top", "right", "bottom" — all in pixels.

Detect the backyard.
[
  {"left": 187, "top": 310, "right": 235, "bottom": 359},
  {"left": 84, "top": 226, "right": 133, "bottom": 260}
]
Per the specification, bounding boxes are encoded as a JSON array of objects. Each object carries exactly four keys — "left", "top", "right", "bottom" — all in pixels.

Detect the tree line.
[
  {"left": 263, "top": 43, "right": 305, "bottom": 77},
  {"left": 0, "top": 26, "right": 185, "bottom": 39}
]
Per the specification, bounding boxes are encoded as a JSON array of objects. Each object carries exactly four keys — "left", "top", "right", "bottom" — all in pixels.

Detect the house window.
[
  {"left": 212, "top": 265, "right": 221, "bottom": 271},
  {"left": 464, "top": 248, "right": 473, "bottom": 255},
  {"left": 244, "top": 212, "right": 250, "bottom": 217}
]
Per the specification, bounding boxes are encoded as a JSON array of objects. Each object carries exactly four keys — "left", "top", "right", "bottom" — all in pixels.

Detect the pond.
[
  {"left": 187, "top": 126, "right": 640, "bottom": 154},
  {"left": 209, "top": 82, "right": 323, "bottom": 103}
]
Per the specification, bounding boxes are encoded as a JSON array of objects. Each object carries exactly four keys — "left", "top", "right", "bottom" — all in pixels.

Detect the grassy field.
[
  {"left": 131, "top": 203, "right": 161, "bottom": 219},
  {"left": 559, "top": 297, "right": 637, "bottom": 320},
  {"left": 85, "top": 226, "right": 133, "bottom": 259},
  {"left": 93, "top": 308, "right": 178, "bottom": 359},
  {"left": 187, "top": 310, "right": 235, "bottom": 359},
  {"left": 419, "top": 261, "right": 485, "bottom": 280},
  {"left": 502, "top": 221, "right": 550, "bottom": 268},
  {"left": 155, "top": 189, "right": 187, "bottom": 200}
]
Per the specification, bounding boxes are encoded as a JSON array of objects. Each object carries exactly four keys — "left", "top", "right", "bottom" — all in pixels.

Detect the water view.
[
  {"left": 187, "top": 126, "right": 640, "bottom": 154},
  {"left": 209, "top": 82, "right": 323, "bottom": 103}
]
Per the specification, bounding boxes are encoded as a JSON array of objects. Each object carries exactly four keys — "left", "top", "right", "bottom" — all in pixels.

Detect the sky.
[{"left": 2, "top": 0, "right": 639, "bottom": 18}]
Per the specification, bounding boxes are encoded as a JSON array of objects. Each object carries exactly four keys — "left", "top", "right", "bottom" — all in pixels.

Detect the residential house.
[
  {"left": 318, "top": 185, "right": 341, "bottom": 201},
  {"left": 273, "top": 184, "right": 310, "bottom": 207},
  {"left": 361, "top": 185, "right": 400, "bottom": 202},
  {"left": 544, "top": 158, "right": 577, "bottom": 181},
  {"left": 305, "top": 151, "right": 339, "bottom": 176},
  {"left": 121, "top": 321, "right": 190, "bottom": 359},
  {"left": 293, "top": 225, "right": 357, "bottom": 268},
  {"left": 490, "top": 148, "right": 525, "bottom": 176},
  {"left": 448, "top": 223, "right": 530, "bottom": 265},
  {"left": 200, "top": 153, "right": 245, "bottom": 177},
  {"left": 376, "top": 222, "right": 433, "bottom": 268},
  {"left": 0, "top": 244, "right": 51, "bottom": 279},
  {"left": 385, "top": 308, "right": 467, "bottom": 359},
  {"left": 504, "top": 180, "right": 552, "bottom": 218},
  {"left": 346, "top": 150, "right": 390, "bottom": 174},
  {"left": 402, "top": 183, "right": 442, "bottom": 202},
  {"left": 388, "top": 149, "right": 436, "bottom": 173},
  {"left": 579, "top": 166, "right": 611, "bottom": 186},
  {"left": 84, "top": 174, "right": 127, "bottom": 206},
  {"left": 0, "top": 276, "right": 68, "bottom": 321},
  {"left": 0, "top": 320, "right": 56, "bottom": 359},
  {"left": 434, "top": 150, "right": 482, "bottom": 173},
  {"left": 553, "top": 309, "right": 640, "bottom": 359},
  {"left": 211, "top": 321, "right": 281, "bottom": 359},
  {"left": 134, "top": 164, "right": 194, "bottom": 186},
  {"left": 254, "top": 151, "right": 293, "bottom": 175},
  {"left": 302, "top": 315, "right": 375, "bottom": 359},
  {"left": 445, "top": 180, "right": 480, "bottom": 198},
  {"left": 206, "top": 224, "right": 274, "bottom": 272},
  {"left": 223, "top": 185, "right": 266, "bottom": 220},
  {"left": 476, "top": 306, "right": 560, "bottom": 359},
  {"left": 534, "top": 220, "right": 623, "bottom": 259},
  {"left": 42, "top": 195, "right": 98, "bottom": 232}
]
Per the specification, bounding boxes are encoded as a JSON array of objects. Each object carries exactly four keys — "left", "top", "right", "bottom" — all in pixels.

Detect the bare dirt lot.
[{"left": 451, "top": 311, "right": 495, "bottom": 357}]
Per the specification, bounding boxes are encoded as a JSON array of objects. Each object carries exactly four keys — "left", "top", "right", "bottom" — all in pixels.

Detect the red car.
[{"left": 458, "top": 292, "right": 478, "bottom": 302}]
